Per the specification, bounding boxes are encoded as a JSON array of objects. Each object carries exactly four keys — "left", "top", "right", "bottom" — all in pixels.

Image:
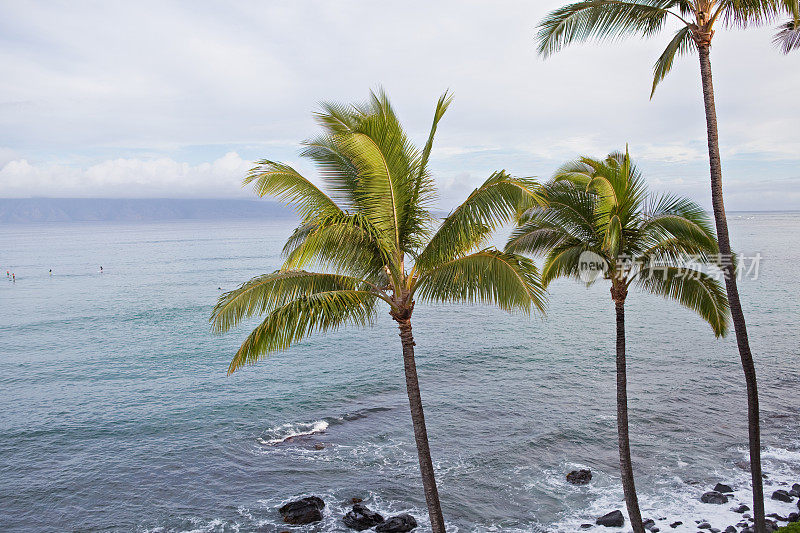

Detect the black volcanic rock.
[
  {"left": 278, "top": 496, "right": 325, "bottom": 525},
  {"left": 343, "top": 504, "right": 384, "bottom": 531},
  {"left": 596, "top": 510, "right": 625, "bottom": 527},
  {"left": 702, "top": 491, "right": 729, "bottom": 504},
  {"left": 374, "top": 514, "right": 417, "bottom": 532},
  {"left": 567, "top": 469, "right": 593, "bottom": 485},
  {"left": 772, "top": 490, "right": 793, "bottom": 502}
]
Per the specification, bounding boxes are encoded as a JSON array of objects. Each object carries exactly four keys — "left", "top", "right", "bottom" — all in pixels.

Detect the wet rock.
[
  {"left": 670, "top": 522, "right": 683, "bottom": 528},
  {"left": 596, "top": 510, "right": 624, "bottom": 527},
  {"left": 567, "top": 469, "right": 593, "bottom": 485},
  {"left": 652, "top": 528, "right": 660, "bottom": 532},
  {"left": 351, "top": 497, "right": 363, "bottom": 504},
  {"left": 709, "top": 528, "right": 720, "bottom": 533},
  {"left": 733, "top": 505, "right": 750, "bottom": 513},
  {"left": 580, "top": 524, "right": 593, "bottom": 529},
  {"left": 788, "top": 512, "right": 799, "bottom": 523},
  {"left": 772, "top": 490, "right": 793, "bottom": 502},
  {"left": 374, "top": 513, "right": 417, "bottom": 533},
  {"left": 743, "top": 514, "right": 751, "bottom": 519},
  {"left": 790, "top": 483, "right": 800, "bottom": 498},
  {"left": 698, "top": 522, "right": 712, "bottom": 529},
  {"left": 714, "top": 484, "right": 734, "bottom": 493},
  {"left": 766, "top": 513, "right": 787, "bottom": 522},
  {"left": 313, "top": 442, "right": 325, "bottom": 450},
  {"left": 701, "top": 491, "right": 729, "bottom": 504},
  {"left": 724, "top": 527, "right": 737, "bottom": 533},
  {"left": 643, "top": 518, "right": 656, "bottom": 530},
  {"left": 343, "top": 503, "right": 384, "bottom": 531},
  {"left": 278, "top": 496, "right": 325, "bottom": 525}
]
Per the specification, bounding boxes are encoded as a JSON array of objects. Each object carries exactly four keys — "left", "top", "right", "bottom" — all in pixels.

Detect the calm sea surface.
[{"left": 1, "top": 213, "right": 798, "bottom": 532}]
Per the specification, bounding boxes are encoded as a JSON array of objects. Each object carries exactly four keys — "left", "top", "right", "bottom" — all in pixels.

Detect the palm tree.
[
  {"left": 534, "top": 3, "right": 796, "bottom": 530},
  {"left": 506, "top": 150, "right": 729, "bottom": 533},
  {"left": 210, "top": 90, "right": 546, "bottom": 533}
]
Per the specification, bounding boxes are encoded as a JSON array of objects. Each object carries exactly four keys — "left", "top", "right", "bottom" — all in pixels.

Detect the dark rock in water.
[
  {"left": 596, "top": 510, "right": 624, "bottom": 527},
  {"left": 733, "top": 505, "right": 750, "bottom": 513},
  {"left": 580, "top": 524, "right": 593, "bottom": 529},
  {"left": 643, "top": 518, "right": 656, "bottom": 530},
  {"left": 343, "top": 504, "right": 384, "bottom": 531},
  {"left": 313, "top": 442, "right": 325, "bottom": 450},
  {"left": 351, "top": 497, "right": 363, "bottom": 504},
  {"left": 709, "top": 528, "right": 720, "bottom": 533},
  {"left": 278, "top": 496, "right": 325, "bottom": 525},
  {"left": 790, "top": 483, "right": 800, "bottom": 497},
  {"left": 740, "top": 528, "right": 754, "bottom": 533},
  {"left": 772, "top": 489, "right": 793, "bottom": 502},
  {"left": 374, "top": 513, "right": 417, "bottom": 533},
  {"left": 724, "top": 527, "right": 737, "bottom": 533},
  {"left": 670, "top": 522, "right": 683, "bottom": 528},
  {"left": 567, "top": 469, "right": 593, "bottom": 485},
  {"left": 698, "top": 522, "right": 712, "bottom": 529},
  {"left": 788, "top": 512, "right": 799, "bottom": 523},
  {"left": 714, "top": 483, "right": 734, "bottom": 493},
  {"left": 651, "top": 528, "right": 660, "bottom": 532},
  {"left": 701, "top": 491, "right": 729, "bottom": 504},
  {"left": 766, "top": 513, "right": 787, "bottom": 521}
]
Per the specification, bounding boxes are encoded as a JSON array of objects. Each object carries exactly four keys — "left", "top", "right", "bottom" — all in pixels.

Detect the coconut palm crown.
[
  {"left": 507, "top": 149, "right": 729, "bottom": 335},
  {"left": 536, "top": 0, "right": 798, "bottom": 96},
  {"left": 506, "top": 149, "right": 729, "bottom": 533},
  {"left": 210, "top": 90, "right": 546, "bottom": 533}
]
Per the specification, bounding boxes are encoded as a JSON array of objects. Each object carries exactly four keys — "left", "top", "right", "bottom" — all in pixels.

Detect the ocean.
[{"left": 1, "top": 213, "right": 798, "bottom": 532}]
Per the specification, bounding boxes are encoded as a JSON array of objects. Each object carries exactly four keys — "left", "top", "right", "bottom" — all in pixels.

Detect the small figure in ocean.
[
  {"left": 99, "top": 266, "right": 103, "bottom": 273},
  {"left": 12, "top": 273, "right": 15, "bottom": 282},
  {"left": 49, "top": 269, "right": 52, "bottom": 276}
]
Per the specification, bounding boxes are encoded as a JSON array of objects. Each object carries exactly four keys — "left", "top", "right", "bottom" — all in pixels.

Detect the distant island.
[{"left": 0, "top": 198, "right": 295, "bottom": 224}]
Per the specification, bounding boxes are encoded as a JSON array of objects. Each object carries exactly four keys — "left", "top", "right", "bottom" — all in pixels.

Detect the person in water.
[
  {"left": 49, "top": 269, "right": 52, "bottom": 276},
  {"left": 99, "top": 266, "right": 103, "bottom": 273}
]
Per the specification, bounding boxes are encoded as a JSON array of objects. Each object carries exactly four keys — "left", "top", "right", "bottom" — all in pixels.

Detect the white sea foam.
[{"left": 258, "top": 419, "right": 329, "bottom": 445}]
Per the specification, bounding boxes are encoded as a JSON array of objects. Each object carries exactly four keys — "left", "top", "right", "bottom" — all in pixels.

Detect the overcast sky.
[{"left": 0, "top": 1, "right": 797, "bottom": 210}]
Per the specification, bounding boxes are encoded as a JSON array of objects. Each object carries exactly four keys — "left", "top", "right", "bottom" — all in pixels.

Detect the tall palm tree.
[
  {"left": 210, "top": 90, "right": 546, "bottom": 533},
  {"left": 534, "top": 3, "right": 796, "bottom": 530},
  {"left": 506, "top": 150, "right": 729, "bottom": 533}
]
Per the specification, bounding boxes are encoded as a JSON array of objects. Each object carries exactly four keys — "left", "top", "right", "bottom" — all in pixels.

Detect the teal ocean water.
[{"left": 1, "top": 213, "right": 798, "bottom": 532}]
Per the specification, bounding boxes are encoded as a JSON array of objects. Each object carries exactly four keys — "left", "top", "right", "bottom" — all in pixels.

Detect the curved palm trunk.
[
  {"left": 396, "top": 316, "right": 446, "bottom": 533},
  {"left": 614, "top": 294, "right": 645, "bottom": 533},
  {"left": 697, "top": 44, "right": 765, "bottom": 533}
]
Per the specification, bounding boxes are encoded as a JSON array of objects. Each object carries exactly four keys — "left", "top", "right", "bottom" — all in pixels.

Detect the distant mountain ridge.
[{"left": 0, "top": 198, "right": 295, "bottom": 224}]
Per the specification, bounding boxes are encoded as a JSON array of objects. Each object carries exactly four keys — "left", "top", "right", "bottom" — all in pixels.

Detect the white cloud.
[
  {"left": 0, "top": 1, "right": 797, "bottom": 209},
  {"left": 0, "top": 152, "right": 253, "bottom": 198}
]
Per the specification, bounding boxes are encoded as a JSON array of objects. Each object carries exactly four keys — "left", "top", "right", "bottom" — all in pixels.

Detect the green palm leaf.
[
  {"left": 416, "top": 171, "right": 542, "bottom": 270},
  {"left": 243, "top": 160, "right": 341, "bottom": 221},
  {"left": 634, "top": 265, "right": 729, "bottom": 336},
  {"left": 414, "top": 249, "right": 546, "bottom": 313},
  {"left": 226, "top": 289, "right": 378, "bottom": 374}
]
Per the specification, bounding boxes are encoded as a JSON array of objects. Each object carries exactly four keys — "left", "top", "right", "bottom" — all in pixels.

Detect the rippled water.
[{"left": 1, "top": 213, "right": 798, "bottom": 532}]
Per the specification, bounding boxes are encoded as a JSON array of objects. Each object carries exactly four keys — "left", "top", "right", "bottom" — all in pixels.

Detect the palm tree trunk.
[
  {"left": 697, "top": 43, "right": 765, "bottom": 533},
  {"left": 396, "top": 316, "right": 446, "bottom": 533},
  {"left": 614, "top": 295, "right": 645, "bottom": 533}
]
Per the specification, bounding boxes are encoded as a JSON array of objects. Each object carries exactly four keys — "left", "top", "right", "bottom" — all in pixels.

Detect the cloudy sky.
[{"left": 1, "top": 1, "right": 797, "bottom": 210}]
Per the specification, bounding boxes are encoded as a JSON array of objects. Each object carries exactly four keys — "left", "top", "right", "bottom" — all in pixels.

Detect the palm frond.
[
  {"left": 211, "top": 271, "right": 367, "bottom": 334},
  {"left": 773, "top": 19, "right": 800, "bottom": 53},
  {"left": 634, "top": 265, "right": 729, "bottom": 336},
  {"left": 416, "top": 171, "right": 542, "bottom": 270},
  {"left": 536, "top": 0, "right": 675, "bottom": 57},
  {"left": 651, "top": 25, "right": 695, "bottom": 97},
  {"left": 640, "top": 193, "right": 718, "bottom": 253},
  {"left": 414, "top": 249, "right": 546, "bottom": 313},
  {"left": 282, "top": 212, "right": 397, "bottom": 282},
  {"left": 226, "top": 289, "right": 378, "bottom": 374},
  {"left": 243, "top": 160, "right": 341, "bottom": 221}
]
